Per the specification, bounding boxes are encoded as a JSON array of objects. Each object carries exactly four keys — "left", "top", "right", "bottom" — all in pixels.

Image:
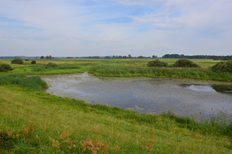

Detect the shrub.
[
  {"left": 0, "top": 65, "right": 5, "bottom": 72},
  {"left": 11, "top": 58, "right": 24, "bottom": 64},
  {"left": 46, "top": 63, "right": 58, "bottom": 69},
  {"left": 31, "top": 60, "right": 36, "bottom": 64},
  {"left": 173, "top": 59, "right": 199, "bottom": 68},
  {"left": 211, "top": 61, "right": 232, "bottom": 73},
  {"left": 147, "top": 60, "right": 168, "bottom": 67},
  {"left": 0, "top": 64, "right": 13, "bottom": 72}
]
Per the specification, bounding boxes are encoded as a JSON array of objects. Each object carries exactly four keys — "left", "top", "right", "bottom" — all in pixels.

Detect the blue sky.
[{"left": 0, "top": 0, "right": 232, "bottom": 57}]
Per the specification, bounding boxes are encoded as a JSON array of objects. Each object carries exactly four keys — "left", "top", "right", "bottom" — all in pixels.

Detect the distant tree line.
[
  {"left": 40, "top": 55, "right": 52, "bottom": 59},
  {"left": 1, "top": 54, "right": 232, "bottom": 60},
  {"left": 162, "top": 54, "right": 232, "bottom": 60},
  {"left": 80, "top": 55, "right": 157, "bottom": 59}
]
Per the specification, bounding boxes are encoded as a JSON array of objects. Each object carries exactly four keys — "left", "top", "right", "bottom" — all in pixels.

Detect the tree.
[
  {"left": 45, "top": 55, "right": 52, "bottom": 59},
  {"left": 152, "top": 55, "right": 157, "bottom": 58}
]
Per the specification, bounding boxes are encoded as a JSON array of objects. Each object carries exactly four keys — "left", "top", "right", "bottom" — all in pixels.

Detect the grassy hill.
[{"left": 0, "top": 74, "right": 232, "bottom": 153}]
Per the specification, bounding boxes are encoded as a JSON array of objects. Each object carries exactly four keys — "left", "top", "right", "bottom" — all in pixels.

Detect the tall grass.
[
  {"left": 90, "top": 66, "right": 232, "bottom": 82},
  {"left": 0, "top": 74, "right": 48, "bottom": 90},
  {"left": 32, "top": 64, "right": 80, "bottom": 71}
]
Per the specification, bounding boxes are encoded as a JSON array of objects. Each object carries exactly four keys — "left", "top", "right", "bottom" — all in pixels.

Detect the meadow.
[
  {"left": 1, "top": 58, "right": 232, "bottom": 153},
  {"left": 1, "top": 58, "right": 231, "bottom": 82}
]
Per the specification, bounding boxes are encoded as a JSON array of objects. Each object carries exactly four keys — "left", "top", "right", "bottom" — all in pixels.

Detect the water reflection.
[
  {"left": 180, "top": 84, "right": 232, "bottom": 94},
  {"left": 180, "top": 84, "right": 216, "bottom": 92},
  {"left": 42, "top": 73, "right": 232, "bottom": 121},
  {"left": 212, "top": 85, "right": 232, "bottom": 94}
]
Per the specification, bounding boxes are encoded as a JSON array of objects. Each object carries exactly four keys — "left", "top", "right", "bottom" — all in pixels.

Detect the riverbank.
[{"left": 0, "top": 74, "right": 232, "bottom": 153}]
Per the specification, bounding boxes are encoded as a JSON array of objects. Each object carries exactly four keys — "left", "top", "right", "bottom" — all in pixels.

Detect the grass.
[
  {"left": 1, "top": 84, "right": 232, "bottom": 153},
  {"left": 1, "top": 58, "right": 232, "bottom": 152},
  {"left": 1, "top": 59, "right": 93, "bottom": 75},
  {"left": 90, "top": 66, "right": 232, "bottom": 82},
  {"left": 0, "top": 74, "right": 48, "bottom": 90},
  {"left": 1, "top": 58, "right": 225, "bottom": 81}
]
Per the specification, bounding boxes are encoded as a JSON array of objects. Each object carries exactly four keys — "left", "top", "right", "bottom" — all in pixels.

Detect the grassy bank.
[{"left": 0, "top": 75, "right": 232, "bottom": 153}]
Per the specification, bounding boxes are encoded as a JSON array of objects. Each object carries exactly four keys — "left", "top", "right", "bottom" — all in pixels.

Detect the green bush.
[
  {"left": 0, "top": 64, "right": 13, "bottom": 72},
  {"left": 211, "top": 61, "right": 232, "bottom": 73},
  {"left": 31, "top": 60, "right": 36, "bottom": 64},
  {"left": 11, "top": 58, "right": 24, "bottom": 64},
  {"left": 173, "top": 59, "right": 199, "bottom": 68},
  {"left": 0, "top": 65, "right": 4, "bottom": 72},
  {"left": 147, "top": 59, "right": 168, "bottom": 67},
  {"left": 45, "top": 63, "right": 58, "bottom": 69}
]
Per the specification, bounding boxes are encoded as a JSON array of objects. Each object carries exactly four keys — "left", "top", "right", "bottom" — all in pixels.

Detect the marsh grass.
[
  {"left": 0, "top": 74, "right": 47, "bottom": 90},
  {"left": 90, "top": 66, "right": 232, "bottom": 82},
  {"left": 0, "top": 58, "right": 224, "bottom": 79},
  {"left": 32, "top": 64, "right": 80, "bottom": 71}
]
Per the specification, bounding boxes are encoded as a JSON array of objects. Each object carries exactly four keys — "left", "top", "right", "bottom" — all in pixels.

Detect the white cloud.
[{"left": 0, "top": 0, "right": 231, "bottom": 56}]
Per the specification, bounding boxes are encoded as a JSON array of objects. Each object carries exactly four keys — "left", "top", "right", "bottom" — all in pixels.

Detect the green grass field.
[
  {"left": 2, "top": 58, "right": 228, "bottom": 82},
  {"left": 1, "top": 58, "right": 232, "bottom": 153},
  {"left": 0, "top": 58, "right": 223, "bottom": 74}
]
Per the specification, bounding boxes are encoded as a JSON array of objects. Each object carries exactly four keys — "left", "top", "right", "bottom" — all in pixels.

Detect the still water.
[{"left": 42, "top": 73, "right": 232, "bottom": 121}]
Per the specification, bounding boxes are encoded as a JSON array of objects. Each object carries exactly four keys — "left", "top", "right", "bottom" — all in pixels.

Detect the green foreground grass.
[{"left": 0, "top": 74, "right": 232, "bottom": 153}]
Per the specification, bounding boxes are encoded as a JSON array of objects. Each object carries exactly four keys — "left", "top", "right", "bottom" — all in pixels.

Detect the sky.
[{"left": 0, "top": 0, "right": 232, "bottom": 57}]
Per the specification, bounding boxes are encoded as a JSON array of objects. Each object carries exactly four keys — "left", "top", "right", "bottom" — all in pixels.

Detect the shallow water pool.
[{"left": 42, "top": 73, "right": 232, "bottom": 121}]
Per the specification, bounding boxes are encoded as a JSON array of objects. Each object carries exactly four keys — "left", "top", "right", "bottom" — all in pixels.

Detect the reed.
[
  {"left": 0, "top": 74, "right": 48, "bottom": 90},
  {"left": 90, "top": 66, "right": 232, "bottom": 82}
]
